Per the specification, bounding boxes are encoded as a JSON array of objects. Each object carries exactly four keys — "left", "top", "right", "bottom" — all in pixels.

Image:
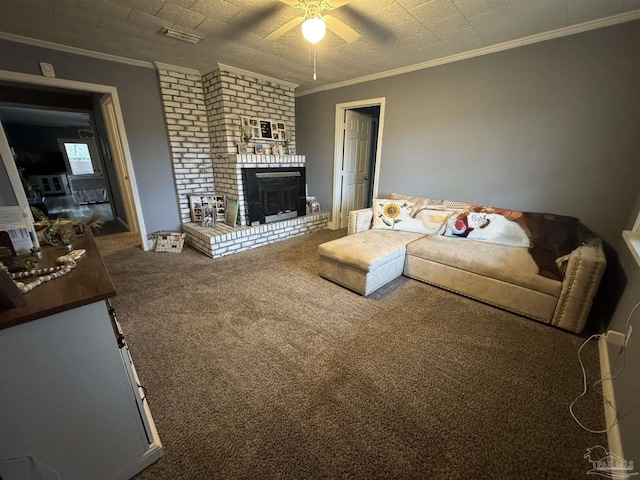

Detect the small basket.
[{"left": 149, "top": 231, "right": 185, "bottom": 253}]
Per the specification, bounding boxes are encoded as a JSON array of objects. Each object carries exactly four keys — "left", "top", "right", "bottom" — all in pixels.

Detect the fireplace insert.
[{"left": 242, "top": 167, "right": 306, "bottom": 224}]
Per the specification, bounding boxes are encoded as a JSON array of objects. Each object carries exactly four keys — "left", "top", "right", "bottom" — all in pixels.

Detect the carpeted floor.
[
  {"left": 94, "top": 230, "right": 141, "bottom": 256},
  {"left": 103, "top": 229, "right": 607, "bottom": 480}
]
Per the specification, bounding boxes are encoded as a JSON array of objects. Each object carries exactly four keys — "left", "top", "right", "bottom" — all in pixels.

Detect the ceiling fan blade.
[
  {"left": 326, "top": 0, "right": 355, "bottom": 8},
  {"left": 265, "top": 16, "right": 305, "bottom": 40},
  {"left": 340, "top": 5, "right": 395, "bottom": 43},
  {"left": 325, "top": 16, "right": 360, "bottom": 43},
  {"left": 223, "top": 3, "right": 287, "bottom": 38}
]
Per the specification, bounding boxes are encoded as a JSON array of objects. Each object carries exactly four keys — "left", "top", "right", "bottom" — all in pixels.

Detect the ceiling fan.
[{"left": 264, "top": 0, "right": 360, "bottom": 44}]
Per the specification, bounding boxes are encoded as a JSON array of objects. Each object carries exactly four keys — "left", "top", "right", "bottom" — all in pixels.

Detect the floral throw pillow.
[{"left": 372, "top": 199, "right": 414, "bottom": 230}]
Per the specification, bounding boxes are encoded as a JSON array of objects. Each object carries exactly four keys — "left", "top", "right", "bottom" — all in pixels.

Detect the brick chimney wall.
[{"left": 158, "top": 64, "right": 300, "bottom": 226}]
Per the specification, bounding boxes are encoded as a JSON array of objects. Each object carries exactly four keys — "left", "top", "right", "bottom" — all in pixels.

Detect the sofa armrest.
[
  {"left": 348, "top": 208, "right": 373, "bottom": 234},
  {"left": 551, "top": 241, "right": 606, "bottom": 333}
]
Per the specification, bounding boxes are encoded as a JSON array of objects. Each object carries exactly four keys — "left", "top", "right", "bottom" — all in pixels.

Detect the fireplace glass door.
[{"left": 264, "top": 186, "right": 297, "bottom": 216}]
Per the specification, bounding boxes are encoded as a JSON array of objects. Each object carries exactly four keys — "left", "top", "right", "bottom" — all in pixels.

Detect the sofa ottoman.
[{"left": 318, "top": 229, "right": 424, "bottom": 296}]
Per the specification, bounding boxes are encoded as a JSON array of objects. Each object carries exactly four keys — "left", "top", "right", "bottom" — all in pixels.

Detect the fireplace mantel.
[{"left": 229, "top": 154, "right": 306, "bottom": 165}]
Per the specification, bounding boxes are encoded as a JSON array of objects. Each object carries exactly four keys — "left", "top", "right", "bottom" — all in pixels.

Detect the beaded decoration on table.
[{"left": 0, "top": 259, "right": 77, "bottom": 294}]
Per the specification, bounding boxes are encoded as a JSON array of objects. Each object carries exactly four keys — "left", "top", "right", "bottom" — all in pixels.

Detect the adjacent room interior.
[{"left": 0, "top": 1, "right": 638, "bottom": 479}]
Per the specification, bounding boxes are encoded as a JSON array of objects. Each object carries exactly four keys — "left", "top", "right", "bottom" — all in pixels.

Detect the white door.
[
  {"left": 339, "top": 110, "right": 372, "bottom": 228},
  {"left": 100, "top": 95, "right": 139, "bottom": 233}
]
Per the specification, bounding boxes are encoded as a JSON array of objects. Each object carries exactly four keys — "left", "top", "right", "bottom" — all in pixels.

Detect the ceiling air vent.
[{"left": 162, "top": 27, "right": 203, "bottom": 44}]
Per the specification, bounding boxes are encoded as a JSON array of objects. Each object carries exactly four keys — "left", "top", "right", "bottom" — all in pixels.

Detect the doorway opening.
[
  {"left": 0, "top": 104, "right": 125, "bottom": 234},
  {"left": 331, "top": 98, "right": 385, "bottom": 230},
  {"left": 0, "top": 71, "right": 146, "bottom": 247}
]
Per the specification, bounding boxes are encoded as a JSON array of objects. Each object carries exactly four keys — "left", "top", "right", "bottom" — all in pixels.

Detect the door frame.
[
  {"left": 0, "top": 69, "right": 148, "bottom": 249},
  {"left": 100, "top": 94, "right": 139, "bottom": 232},
  {"left": 331, "top": 97, "right": 385, "bottom": 230}
]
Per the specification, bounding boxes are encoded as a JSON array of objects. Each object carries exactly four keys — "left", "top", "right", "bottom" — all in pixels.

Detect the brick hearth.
[{"left": 183, "top": 212, "right": 328, "bottom": 258}]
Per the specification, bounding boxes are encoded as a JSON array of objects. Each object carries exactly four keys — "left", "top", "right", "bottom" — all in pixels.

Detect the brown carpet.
[
  {"left": 94, "top": 231, "right": 141, "bottom": 256},
  {"left": 103, "top": 229, "right": 607, "bottom": 480}
]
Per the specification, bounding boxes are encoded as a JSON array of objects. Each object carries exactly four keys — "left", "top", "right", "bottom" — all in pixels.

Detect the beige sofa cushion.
[
  {"left": 318, "top": 229, "right": 424, "bottom": 272},
  {"left": 406, "top": 235, "right": 562, "bottom": 297}
]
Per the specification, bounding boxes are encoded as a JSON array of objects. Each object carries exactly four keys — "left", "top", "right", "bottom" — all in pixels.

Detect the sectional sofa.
[{"left": 318, "top": 194, "right": 606, "bottom": 334}]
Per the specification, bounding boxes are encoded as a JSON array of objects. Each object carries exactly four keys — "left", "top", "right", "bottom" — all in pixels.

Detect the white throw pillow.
[
  {"left": 397, "top": 208, "right": 452, "bottom": 235},
  {"left": 466, "top": 214, "right": 531, "bottom": 247},
  {"left": 372, "top": 199, "right": 414, "bottom": 230}
]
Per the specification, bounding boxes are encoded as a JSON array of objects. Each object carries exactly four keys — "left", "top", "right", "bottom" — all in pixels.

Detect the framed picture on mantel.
[{"left": 241, "top": 116, "right": 286, "bottom": 141}]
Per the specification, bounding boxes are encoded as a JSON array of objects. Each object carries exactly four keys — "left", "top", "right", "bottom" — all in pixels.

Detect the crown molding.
[
  {"left": 0, "top": 31, "right": 155, "bottom": 69},
  {"left": 297, "top": 9, "right": 640, "bottom": 97},
  {"left": 154, "top": 62, "right": 201, "bottom": 76},
  {"left": 213, "top": 63, "right": 299, "bottom": 89}
]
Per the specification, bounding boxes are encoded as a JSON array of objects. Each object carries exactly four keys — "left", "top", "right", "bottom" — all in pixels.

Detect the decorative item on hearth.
[
  {"left": 201, "top": 206, "right": 214, "bottom": 227},
  {"left": 307, "top": 197, "right": 320, "bottom": 214},
  {"left": 272, "top": 144, "right": 280, "bottom": 155},
  {"left": 255, "top": 143, "right": 264, "bottom": 154},
  {"left": 225, "top": 196, "right": 239, "bottom": 228},
  {"left": 237, "top": 142, "right": 248, "bottom": 154},
  {"left": 188, "top": 193, "right": 221, "bottom": 223}
]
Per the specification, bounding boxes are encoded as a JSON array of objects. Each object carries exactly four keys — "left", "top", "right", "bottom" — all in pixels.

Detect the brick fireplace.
[{"left": 156, "top": 63, "right": 327, "bottom": 257}]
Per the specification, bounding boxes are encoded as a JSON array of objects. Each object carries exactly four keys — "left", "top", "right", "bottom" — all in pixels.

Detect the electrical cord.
[{"left": 569, "top": 302, "right": 639, "bottom": 433}]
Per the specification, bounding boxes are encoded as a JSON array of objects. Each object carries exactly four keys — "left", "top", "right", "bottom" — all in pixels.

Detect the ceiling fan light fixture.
[{"left": 301, "top": 17, "right": 326, "bottom": 44}]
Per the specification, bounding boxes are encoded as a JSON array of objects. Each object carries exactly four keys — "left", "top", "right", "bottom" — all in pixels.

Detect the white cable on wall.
[{"left": 569, "top": 302, "right": 639, "bottom": 433}]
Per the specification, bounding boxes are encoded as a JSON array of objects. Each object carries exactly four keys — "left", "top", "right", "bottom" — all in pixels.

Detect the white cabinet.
[
  {"left": 0, "top": 300, "right": 163, "bottom": 479},
  {"left": 27, "top": 173, "right": 70, "bottom": 195}
]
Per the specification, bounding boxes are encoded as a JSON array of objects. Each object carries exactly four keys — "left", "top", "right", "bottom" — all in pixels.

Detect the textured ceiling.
[{"left": 0, "top": 0, "right": 638, "bottom": 91}]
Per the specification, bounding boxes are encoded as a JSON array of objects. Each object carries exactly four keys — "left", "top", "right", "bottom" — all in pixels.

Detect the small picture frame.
[
  {"left": 260, "top": 120, "right": 273, "bottom": 139},
  {"left": 201, "top": 205, "right": 214, "bottom": 227},
  {"left": 272, "top": 144, "right": 280, "bottom": 155},
  {"left": 225, "top": 196, "right": 239, "bottom": 227},
  {"left": 255, "top": 143, "right": 264, "bottom": 154},
  {"left": 188, "top": 193, "right": 219, "bottom": 223},
  {"left": 237, "top": 142, "right": 247, "bottom": 154},
  {"left": 287, "top": 144, "right": 296, "bottom": 155}
]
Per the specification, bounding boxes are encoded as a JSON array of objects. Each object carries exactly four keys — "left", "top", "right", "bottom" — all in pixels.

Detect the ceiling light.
[
  {"left": 162, "top": 27, "right": 203, "bottom": 44},
  {"left": 301, "top": 17, "right": 326, "bottom": 44}
]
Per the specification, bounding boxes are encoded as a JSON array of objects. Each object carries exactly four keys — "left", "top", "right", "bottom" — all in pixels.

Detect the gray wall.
[
  {"left": 297, "top": 19, "right": 640, "bottom": 461},
  {"left": 0, "top": 39, "right": 180, "bottom": 233},
  {"left": 608, "top": 192, "right": 640, "bottom": 466},
  {"left": 297, "top": 20, "right": 640, "bottom": 247}
]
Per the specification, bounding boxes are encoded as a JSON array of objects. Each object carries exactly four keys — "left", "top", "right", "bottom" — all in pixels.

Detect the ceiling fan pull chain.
[{"left": 313, "top": 46, "right": 317, "bottom": 80}]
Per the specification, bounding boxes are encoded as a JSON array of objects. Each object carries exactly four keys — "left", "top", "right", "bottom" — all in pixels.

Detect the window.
[
  {"left": 62, "top": 142, "right": 94, "bottom": 175},
  {"left": 58, "top": 139, "right": 100, "bottom": 176}
]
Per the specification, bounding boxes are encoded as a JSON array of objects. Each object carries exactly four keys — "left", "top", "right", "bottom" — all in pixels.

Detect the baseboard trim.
[{"left": 598, "top": 332, "right": 625, "bottom": 460}]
